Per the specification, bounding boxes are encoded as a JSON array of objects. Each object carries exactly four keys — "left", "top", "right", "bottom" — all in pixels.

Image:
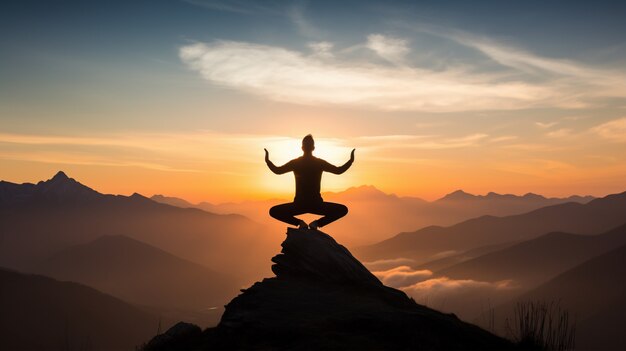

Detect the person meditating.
[{"left": 265, "top": 134, "right": 355, "bottom": 230}]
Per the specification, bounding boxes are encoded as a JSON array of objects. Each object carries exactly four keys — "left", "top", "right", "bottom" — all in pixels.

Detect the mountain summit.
[{"left": 144, "top": 228, "right": 511, "bottom": 350}]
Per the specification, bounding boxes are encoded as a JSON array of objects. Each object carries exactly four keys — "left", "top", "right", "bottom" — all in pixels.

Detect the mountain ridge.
[
  {"left": 0, "top": 267, "right": 159, "bottom": 350},
  {"left": 0, "top": 171, "right": 273, "bottom": 285},
  {"left": 34, "top": 234, "right": 240, "bottom": 323},
  {"left": 358, "top": 190, "right": 626, "bottom": 264},
  {"left": 150, "top": 184, "right": 596, "bottom": 246}
]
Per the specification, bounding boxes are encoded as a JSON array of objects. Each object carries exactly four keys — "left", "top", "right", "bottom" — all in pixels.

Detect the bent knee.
[
  {"left": 338, "top": 204, "right": 348, "bottom": 216},
  {"left": 269, "top": 206, "right": 280, "bottom": 218}
]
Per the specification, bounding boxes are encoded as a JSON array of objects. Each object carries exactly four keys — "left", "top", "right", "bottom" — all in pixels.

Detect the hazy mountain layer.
[
  {"left": 0, "top": 267, "right": 159, "bottom": 351},
  {"left": 152, "top": 185, "right": 593, "bottom": 246},
  {"left": 34, "top": 235, "right": 239, "bottom": 327},
  {"left": 0, "top": 171, "right": 275, "bottom": 284},
  {"left": 358, "top": 191, "right": 626, "bottom": 264},
  {"left": 438, "top": 223, "right": 626, "bottom": 288},
  {"left": 494, "top": 243, "right": 626, "bottom": 350}
]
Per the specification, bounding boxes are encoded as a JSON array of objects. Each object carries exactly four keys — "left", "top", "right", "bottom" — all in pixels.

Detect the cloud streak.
[
  {"left": 179, "top": 40, "right": 564, "bottom": 112},
  {"left": 366, "top": 262, "right": 516, "bottom": 315},
  {"left": 401, "top": 276, "right": 515, "bottom": 309},
  {"left": 180, "top": 25, "right": 626, "bottom": 112},
  {"left": 364, "top": 258, "right": 417, "bottom": 271},
  {"left": 366, "top": 34, "right": 409, "bottom": 65},
  {"left": 592, "top": 117, "right": 626, "bottom": 142},
  {"left": 372, "top": 265, "right": 433, "bottom": 287}
]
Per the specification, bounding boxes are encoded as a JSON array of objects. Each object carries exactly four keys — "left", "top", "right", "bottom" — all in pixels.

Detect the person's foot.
[
  {"left": 298, "top": 220, "right": 309, "bottom": 230},
  {"left": 309, "top": 220, "right": 320, "bottom": 230}
]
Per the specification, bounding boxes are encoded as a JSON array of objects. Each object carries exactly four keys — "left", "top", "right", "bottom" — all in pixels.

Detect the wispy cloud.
[
  {"left": 180, "top": 40, "right": 559, "bottom": 112},
  {"left": 364, "top": 257, "right": 417, "bottom": 271},
  {"left": 401, "top": 277, "right": 514, "bottom": 305},
  {"left": 546, "top": 128, "right": 572, "bottom": 138},
  {"left": 0, "top": 131, "right": 357, "bottom": 172},
  {"left": 366, "top": 34, "right": 410, "bottom": 65},
  {"left": 367, "top": 262, "right": 516, "bottom": 313},
  {"left": 592, "top": 117, "right": 626, "bottom": 142},
  {"left": 415, "top": 26, "right": 626, "bottom": 98},
  {"left": 353, "top": 133, "right": 488, "bottom": 150},
  {"left": 372, "top": 266, "right": 433, "bottom": 288},
  {"left": 489, "top": 135, "right": 518, "bottom": 143},
  {"left": 308, "top": 41, "right": 334, "bottom": 58},
  {"left": 0, "top": 132, "right": 271, "bottom": 171},
  {"left": 180, "top": 19, "right": 626, "bottom": 112},
  {"left": 287, "top": 3, "right": 322, "bottom": 38},
  {"left": 535, "top": 121, "right": 558, "bottom": 129}
]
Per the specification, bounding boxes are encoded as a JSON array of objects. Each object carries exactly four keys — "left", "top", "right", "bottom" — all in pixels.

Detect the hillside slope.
[
  {"left": 35, "top": 235, "right": 240, "bottom": 325},
  {"left": 0, "top": 267, "right": 159, "bottom": 350},
  {"left": 0, "top": 171, "right": 274, "bottom": 283},
  {"left": 358, "top": 191, "right": 626, "bottom": 263}
]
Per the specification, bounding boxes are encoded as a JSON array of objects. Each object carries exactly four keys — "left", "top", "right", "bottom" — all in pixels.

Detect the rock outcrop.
[{"left": 144, "top": 228, "right": 513, "bottom": 350}]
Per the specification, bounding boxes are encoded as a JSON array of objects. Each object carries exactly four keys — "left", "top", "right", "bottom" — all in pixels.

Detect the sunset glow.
[{"left": 2, "top": 1, "right": 626, "bottom": 203}]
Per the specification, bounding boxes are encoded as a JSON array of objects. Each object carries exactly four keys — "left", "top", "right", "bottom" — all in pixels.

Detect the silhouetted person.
[{"left": 265, "top": 134, "right": 354, "bottom": 230}]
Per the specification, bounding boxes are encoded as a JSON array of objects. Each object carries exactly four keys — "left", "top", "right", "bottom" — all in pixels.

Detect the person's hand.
[
  {"left": 350, "top": 148, "right": 355, "bottom": 162},
  {"left": 264, "top": 148, "right": 270, "bottom": 163}
]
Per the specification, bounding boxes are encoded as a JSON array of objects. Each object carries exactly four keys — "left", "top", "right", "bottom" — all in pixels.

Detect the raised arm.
[
  {"left": 323, "top": 149, "right": 355, "bottom": 175},
  {"left": 265, "top": 148, "right": 294, "bottom": 175}
]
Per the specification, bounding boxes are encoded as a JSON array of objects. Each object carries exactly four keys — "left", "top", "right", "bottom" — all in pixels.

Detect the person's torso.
[{"left": 291, "top": 156, "right": 324, "bottom": 204}]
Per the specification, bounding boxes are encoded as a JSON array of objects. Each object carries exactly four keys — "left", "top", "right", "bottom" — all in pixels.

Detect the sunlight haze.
[{"left": 2, "top": 0, "right": 626, "bottom": 202}]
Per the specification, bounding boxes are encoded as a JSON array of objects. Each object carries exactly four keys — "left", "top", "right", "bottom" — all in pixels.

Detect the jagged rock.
[
  {"left": 144, "top": 228, "right": 513, "bottom": 350},
  {"left": 270, "top": 228, "right": 382, "bottom": 286}
]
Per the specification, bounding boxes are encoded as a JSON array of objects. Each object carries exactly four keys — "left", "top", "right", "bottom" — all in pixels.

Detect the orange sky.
[
  {"left": 2, "top": 1, "right": 626, "bottom": 202},
  {"left": 2, "top": 128, "right": 625, "bottom": 203}
]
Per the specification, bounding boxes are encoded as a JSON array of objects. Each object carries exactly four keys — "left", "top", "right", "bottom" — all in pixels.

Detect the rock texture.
[{"left": 144, "top": 228, "right": 513, "bottom": 350}]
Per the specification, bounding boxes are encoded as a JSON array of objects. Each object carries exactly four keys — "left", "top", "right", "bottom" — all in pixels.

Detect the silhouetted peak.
[
  {"left": 52, "top": 170, "right": 69, "bottom": 181},
  {"left": 326, "top": 185, "right": 394, "bottom": 200},
  {"left": 523, "top": 192, "right": 546, "bottom": 200},
  {"left": 439, "top": 189, "right": 475, "bottom": 201},
  {"left": 43, "top": 171, "right": 77, "bottom": 186},
  {"left": 350, "top": 184, "right": 385, "bottom": 194},
  {"left": 36, "top": 171, "right": 99, "bottom": 199},
  {"left": 566, "top": 194, "right": 595, "bottom": 202},
  {"left": 271, "top": 228, "right": 383, "bottom": 287}
]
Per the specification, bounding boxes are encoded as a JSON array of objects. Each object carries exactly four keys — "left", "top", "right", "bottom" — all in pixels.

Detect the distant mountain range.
[
  {"left": 0, "top": 171, "right": 274, "bottom": 284},
  {"left": 357, "top": 191, "right": 626, "bottom": 264},
  {"left": 399, "top": 222, "right": 626, "bottom": 321},
  {"left": 494, "top": 242, "right": 626, "bottom": 350},
  {"left": 0, "top": 267, "right": 158, "bottom": 351},
  {"left": 152, "top": 185, "right": 594, "bottom": 246},
  {"left": 34, "top": 235, "right": 240, "bottom": 326},
  {"left": 2, "top": 171, "right": 622, "bottom": 349},
  {"left": 438, "top": 223, "right": 626, "bottom": 288}
]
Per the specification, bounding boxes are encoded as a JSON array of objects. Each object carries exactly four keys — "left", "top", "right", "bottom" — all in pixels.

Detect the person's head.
[{"left": 302, "top": 134, "right": 315, "bottom": 154}]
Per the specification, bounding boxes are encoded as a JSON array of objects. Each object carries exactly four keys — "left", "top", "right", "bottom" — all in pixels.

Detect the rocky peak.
[
  {"left": 271, "top": 228, "right": 382, "bottom": 287},
  {"left": 36, "top": 171, "right": 100, "bottom": 200},
  {"left": 144, "top": 228, "right": 513, "bottom": 350},
  {"left": 51, "top": 170, "right": 69, "bottom": 181}
]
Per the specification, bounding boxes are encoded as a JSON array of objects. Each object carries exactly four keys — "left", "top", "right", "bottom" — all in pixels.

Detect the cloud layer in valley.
[{"left": 370, "top": 263, "right": 515, "bottom": 315}]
